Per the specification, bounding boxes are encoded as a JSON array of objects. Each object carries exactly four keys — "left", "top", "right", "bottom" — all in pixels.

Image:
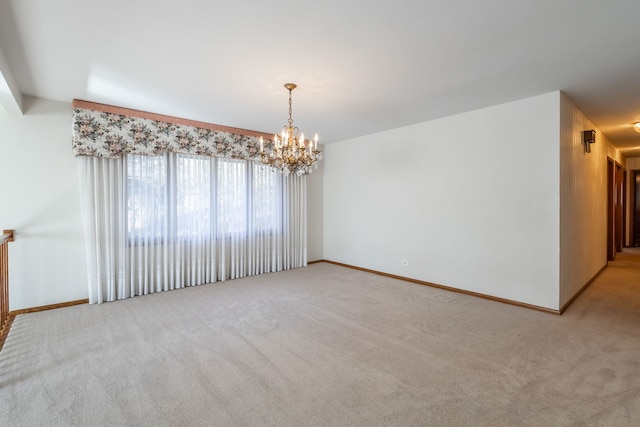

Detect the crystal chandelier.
[{"left": 259, "top": 83, "right": 322, "bottom": 175}]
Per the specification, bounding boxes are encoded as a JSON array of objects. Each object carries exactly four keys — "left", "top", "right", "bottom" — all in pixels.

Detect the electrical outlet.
[{"left": 401, "top": 260, "right": 409, "bottom": 266}]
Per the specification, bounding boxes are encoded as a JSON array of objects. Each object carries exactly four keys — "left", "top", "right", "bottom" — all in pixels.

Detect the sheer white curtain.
[{"left": 78, "top": 153, "right": 307, "bottom": 304}]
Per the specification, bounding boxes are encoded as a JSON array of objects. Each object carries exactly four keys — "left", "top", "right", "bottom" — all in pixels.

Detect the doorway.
[
  {"left": 607, "top": 158, "right": 626, "bottom": 260},
  {"left": 631, "top": 170, "right": 640, "bottom": 247}
]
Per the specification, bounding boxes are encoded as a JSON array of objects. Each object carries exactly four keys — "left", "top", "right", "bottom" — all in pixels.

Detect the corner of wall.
[{"left": 559, "top": 93, "right": 618, "bottom": 308}]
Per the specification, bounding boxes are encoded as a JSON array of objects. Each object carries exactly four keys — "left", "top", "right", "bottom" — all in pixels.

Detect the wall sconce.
[
  {"left": 583, "top": 130, "right": 595, "bottom": 153},
  {"left": 633, "top": 122, "right": 640, "bottom": 133}
]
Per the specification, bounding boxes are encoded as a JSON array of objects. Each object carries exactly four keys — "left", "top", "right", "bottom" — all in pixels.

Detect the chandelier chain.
[{"left": 288, "top": 88, "right": 293, "bottom": 127}]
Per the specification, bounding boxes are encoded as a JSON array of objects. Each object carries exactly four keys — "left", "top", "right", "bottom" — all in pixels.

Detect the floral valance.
[{"left": 72, "top": 100, "right": 266, "bottom": 160}]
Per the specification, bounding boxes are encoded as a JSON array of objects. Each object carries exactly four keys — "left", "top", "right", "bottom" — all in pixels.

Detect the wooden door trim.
[{"left": 607, "top": 158, "right": 615, "bottom": 261}]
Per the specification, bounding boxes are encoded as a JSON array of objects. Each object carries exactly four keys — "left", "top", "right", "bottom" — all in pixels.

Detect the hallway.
[{"left": 566, "top": 248, "right": 640, "bottom": 320}]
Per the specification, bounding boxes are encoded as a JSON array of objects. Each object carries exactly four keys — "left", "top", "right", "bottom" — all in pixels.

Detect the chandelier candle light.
[{"left": 259, "top": 83, "right": 322, "bottom": 175}]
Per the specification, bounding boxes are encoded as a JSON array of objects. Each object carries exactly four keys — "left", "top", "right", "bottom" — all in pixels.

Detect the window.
[
  {"left": 76, "top": 117, "right": 308, "bottom": 303},
  {"left": 127, "top": 154, "right": 168, "bottom": 241},
  {"left": 176, "top": 154, "right": 212, "bottom": 238},
  {"left": 126, "top": 153, "right": 281, "bottom": 243},
  {"left": 217, "top": 158, "right": 247, "bottom": 236}
]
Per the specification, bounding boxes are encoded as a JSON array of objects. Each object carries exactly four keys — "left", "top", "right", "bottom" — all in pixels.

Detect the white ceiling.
[{"left": 1, "top": 0, "right": 640, "bottom": 152}]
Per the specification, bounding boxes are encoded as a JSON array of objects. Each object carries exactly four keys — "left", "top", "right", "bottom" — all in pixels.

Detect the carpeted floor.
[{"left": 1, "top": 253, "right": 639, "bottom": 426}]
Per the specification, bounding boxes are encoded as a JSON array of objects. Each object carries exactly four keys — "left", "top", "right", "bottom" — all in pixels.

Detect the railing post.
[
  {"left": 0, "top": 229, "right": 15, "bottom": 349},
  {"left": 2, "top": 230, "right": 14, "bottom": 243}
]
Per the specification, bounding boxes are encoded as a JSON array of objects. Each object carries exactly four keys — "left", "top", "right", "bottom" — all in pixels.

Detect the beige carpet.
[{"left": 1, "top": 254, "right": 639, "bottom": 426}]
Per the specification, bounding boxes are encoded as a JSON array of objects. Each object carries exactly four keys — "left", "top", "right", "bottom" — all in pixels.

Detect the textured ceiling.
[{"left": 1, "top": 0, "right": 640, "bottom": 152}]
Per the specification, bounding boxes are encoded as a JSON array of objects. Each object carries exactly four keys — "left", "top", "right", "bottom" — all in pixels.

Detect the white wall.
[
  {"left": 306, "top": 160, "right": 324, "bottom": 261},
  {"left": 559, "top": 94, "right": 620, "bottom": 307},
  {"left": 0, "top": 97, "right": 87, "bottom": 310},
  {"left": 323, "top": 92, "right": 561, "bottom": 310}
]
